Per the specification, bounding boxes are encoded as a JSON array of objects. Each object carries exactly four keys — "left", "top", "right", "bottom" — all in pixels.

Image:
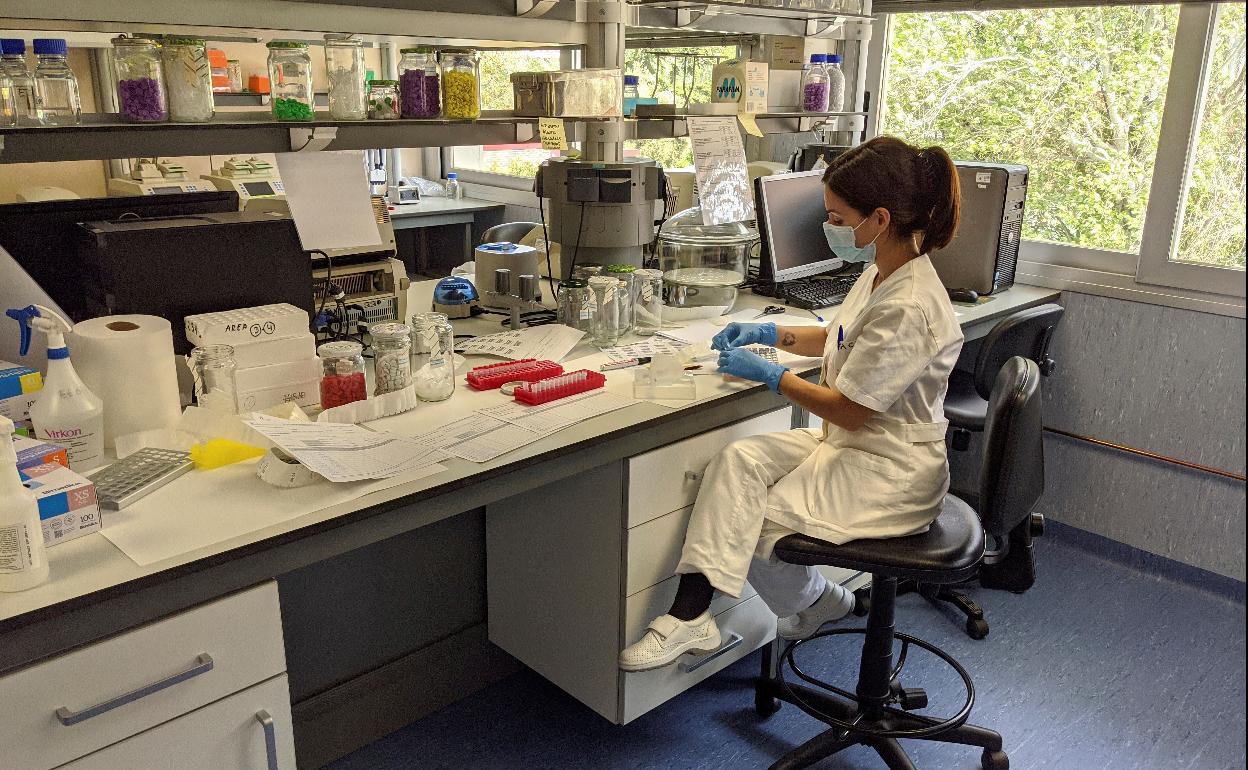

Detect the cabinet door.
[{"left": 58, "top": 675, "right": 295, "bottom": 770}]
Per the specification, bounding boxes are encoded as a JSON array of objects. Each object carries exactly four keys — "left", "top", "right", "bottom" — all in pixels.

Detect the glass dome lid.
[{"left": 658, "top": 206, "right": 759, "bottom": 246}]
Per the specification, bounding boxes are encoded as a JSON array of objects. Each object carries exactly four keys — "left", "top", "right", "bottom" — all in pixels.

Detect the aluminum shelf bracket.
[{"left": 289, "top": 126, "right": 338, "bottom": 152}]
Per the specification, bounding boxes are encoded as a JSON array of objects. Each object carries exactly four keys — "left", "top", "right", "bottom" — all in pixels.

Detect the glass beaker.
[
  {"left": 267, "top": 41, "right": 314, "bottom": 121},
  {"left": 557, "top": 278, "right": 592, "bottom": 334},
  {"left": 318, "top": 341, "right": 367, "bottom": 409},
  {"left": 632, "top": 268, "right": 664, "bottom": 336},
  {"left": 588, "top": 276, "right": 621, "bottom": 348},
  {"left": 604, "top": 264, "right": 636, "bottom": 335},
  {"left": 325, "top": 36, "right": 367, "bottom": 120},
  {"left": 190, "top": 344, "right": 238, "bottom": 413},
  {"left": 369, "top": 322, "right": 412, "bottom": 395},
  {"left": 161, "top": 37, "right": 215, "bottom": 122},
  {"left": 410, "top": 312, "right": 456, "bottom": 401}
]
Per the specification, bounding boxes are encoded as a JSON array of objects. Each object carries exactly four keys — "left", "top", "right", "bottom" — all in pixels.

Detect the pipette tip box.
[
  {"left": 19, "top": 462, "right": 100, "bottom": 547},
  {"left": 184, "top": 304, "right": 310, "bottom": 347},
  {"left": 466, "top": 359, "right": 564, "bottom": 391},
  {"left": 513, "top": 369, "right": 605, "bottom": 405}
]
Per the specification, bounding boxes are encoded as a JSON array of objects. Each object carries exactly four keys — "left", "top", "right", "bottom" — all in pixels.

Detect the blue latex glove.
[
  {"left": 718, "top": 347, "right": 788, "bottom": 392},
  {"left": 711, "top": 322, "right": 778, "bottom": 351}
]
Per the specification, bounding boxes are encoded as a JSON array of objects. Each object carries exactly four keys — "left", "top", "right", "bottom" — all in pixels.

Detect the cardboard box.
[
  {"left": 0, "top": 359, "right": 43, "bottom": 424},
  {"left": 13, "top": 434, "right": 69, "bottom": 473},
  {"left": 711, "top": 60, "right": 769, "bottom": 114},
  {"left": 18, "top": 462, "right": 100, "bottom": 547},
  {"left": 184, "top": 303, "right": 309, "bottom": 347},
  {"left": 768, "top": 37, "right": 810, "bottom": 71}
]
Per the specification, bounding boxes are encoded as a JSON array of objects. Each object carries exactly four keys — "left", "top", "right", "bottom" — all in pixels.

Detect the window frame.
[{"left": 867, "top": 3, "right": 1246, "bottom": 316}]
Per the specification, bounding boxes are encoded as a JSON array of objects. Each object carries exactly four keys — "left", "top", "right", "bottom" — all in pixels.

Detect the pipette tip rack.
[
  {"left": 514, "top": 369, "right": 606, "bottom": 405},
  {"left": 466, "top": 358, "right": 564, "bottom": 390}
]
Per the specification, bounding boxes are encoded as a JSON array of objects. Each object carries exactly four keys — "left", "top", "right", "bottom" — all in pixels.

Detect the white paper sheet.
[
  {"left": 477, "top": 389, "right": 636, "bottom": 434},
  {"left": 600, "top": 337, "right": 692, "bottom": 362},
  {"left": 457, "top": 324, "right": 585, "bottom": 361},
  {"left": 275, "top": 151, "right": 383, "bottom": 251},
  {"left": 658, "top": 310, "right": 758, "bottom": 345},
  {"left": 409, "top": 412, "right": 548, "bottom": 464},
  {"left": 688, "top": 116, "right": 753, "bottom": 226},
  {"left": 244, "top": 414, "right": 445, "bottom": 482}
]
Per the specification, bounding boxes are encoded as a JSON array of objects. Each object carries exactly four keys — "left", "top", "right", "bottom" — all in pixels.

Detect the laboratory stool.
[{"left": 754, "top": 496, "right": 1009, "bottom": 770}]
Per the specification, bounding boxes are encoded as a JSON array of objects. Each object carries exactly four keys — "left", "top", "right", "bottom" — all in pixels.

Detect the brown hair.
[{"left": 821, "top": 136, "right": 961, "bottom": 255}]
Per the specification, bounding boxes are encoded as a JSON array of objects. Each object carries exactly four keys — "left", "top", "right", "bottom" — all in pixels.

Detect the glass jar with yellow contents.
[{"left": 439, "top": 48, "right": 481, "bottom": 119}]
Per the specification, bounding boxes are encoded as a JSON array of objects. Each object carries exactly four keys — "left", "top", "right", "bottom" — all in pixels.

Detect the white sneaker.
[
  {"left": 618, "top": 611, "right": 721, "bottom": 672},
  {"left": 777, "top": 583, "right": 855, "bottom": 640}
]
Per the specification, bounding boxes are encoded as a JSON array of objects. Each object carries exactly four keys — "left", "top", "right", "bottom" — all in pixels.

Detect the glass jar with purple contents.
[
  {"left": 398, "top": 46, "right": 441, "bottom": 119},
  {"left": 112, "top": 36, "right": 168, "bottom": 123}
]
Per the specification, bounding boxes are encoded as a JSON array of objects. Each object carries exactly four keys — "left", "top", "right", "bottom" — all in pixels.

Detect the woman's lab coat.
[{"left": 763, "top": 254, "right": 964, "bottom": 544}]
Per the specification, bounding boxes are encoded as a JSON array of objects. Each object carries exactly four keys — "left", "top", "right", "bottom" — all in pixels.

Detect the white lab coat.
[{"left": 677, "top": 254, "right": 963, "bottom": 609}]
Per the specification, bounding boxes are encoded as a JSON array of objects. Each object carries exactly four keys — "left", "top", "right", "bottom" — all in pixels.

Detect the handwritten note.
[
  {"left": 688, "top": 116, "right": 752, "bottom": 226},
  {"left": 738, "top": 113, "right": 763, "bottom": 137},
  {"left": 538, "top": 117, "right": 569, "bottom": 150}
]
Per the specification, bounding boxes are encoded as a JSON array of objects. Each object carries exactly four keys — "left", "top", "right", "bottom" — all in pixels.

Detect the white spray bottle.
[
  {"left": 0, "top": 414, "right": 49, "bottom": 592},
  {"left": 6, "top": 305, "right": 105, "bottom": 472}
]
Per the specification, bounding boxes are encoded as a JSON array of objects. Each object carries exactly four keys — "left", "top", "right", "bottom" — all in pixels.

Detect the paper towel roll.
[{"left": 72, "top": 315, "right": 183, "bottom": 448}]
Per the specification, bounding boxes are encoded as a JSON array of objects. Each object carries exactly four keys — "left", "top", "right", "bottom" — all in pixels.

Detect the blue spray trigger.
[{"left": 5, "top": 305, "right": 41, "bottom": 357}]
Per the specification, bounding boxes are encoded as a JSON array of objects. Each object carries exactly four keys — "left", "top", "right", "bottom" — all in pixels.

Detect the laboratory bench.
[
  {"left": 387, "top": 197, "right": 506, "bottom": 276},
  {"left": 0, "top": 280, "right": 1059, "bottom": 769}
]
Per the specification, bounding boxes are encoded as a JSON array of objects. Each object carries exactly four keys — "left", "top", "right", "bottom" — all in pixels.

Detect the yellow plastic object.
[{"left": 189, "top": 438, "right": 266, "bottom": 470}]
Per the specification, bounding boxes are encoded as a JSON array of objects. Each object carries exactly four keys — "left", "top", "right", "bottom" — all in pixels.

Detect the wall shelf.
[{"left": 626, "top": 111, "right": 865, "bottom": 139}]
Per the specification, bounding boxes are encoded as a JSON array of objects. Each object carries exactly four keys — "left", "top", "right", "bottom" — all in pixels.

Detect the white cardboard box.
[
  {"left": 228, "top": 332, "right": 317, "bottom": 370},
  {"left": 18, "top": 462, "right": 100, "bottom": 547},
  {"left": 184, "top": 304, "right": 309, "bottom": 347}
]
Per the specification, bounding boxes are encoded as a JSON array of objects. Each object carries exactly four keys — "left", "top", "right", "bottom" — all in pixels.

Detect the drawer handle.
[
  {"left": 55, "top": 652, "right": 214, "bottom": 726},
  {"left": 256, "top": 710, "right": 279, "bottom": 770},
  {"left": 684, "top": 470, "right": 702, "bottom": 482},
  {"left": 681, "top": 632, "right": 744, "bottom": 673}
]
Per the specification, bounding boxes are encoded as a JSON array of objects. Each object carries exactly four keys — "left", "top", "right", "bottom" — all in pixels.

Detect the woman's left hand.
[{"left": 718, "top": 347, "right": 788, "bottom": 393}]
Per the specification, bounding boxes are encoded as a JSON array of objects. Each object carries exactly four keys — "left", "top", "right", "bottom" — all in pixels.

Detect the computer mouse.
[{"left": 947, "top": 288, "right": 979, "bottom": 303}]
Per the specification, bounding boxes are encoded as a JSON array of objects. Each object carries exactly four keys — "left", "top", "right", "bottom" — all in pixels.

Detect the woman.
[{"left": 620, "top": 136, "right": 965, "bottom": 672}]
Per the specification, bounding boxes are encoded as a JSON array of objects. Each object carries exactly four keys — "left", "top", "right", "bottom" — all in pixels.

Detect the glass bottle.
[
  {"left": 226, "top": 59, "right": 243, "bottom": 93},
  {"left": 0, "top": 74, "right": 16, "bottom": 127},
  {"left": 557, "top": 278, "right": 592, "bottom": 334},
  {"left": 444, "top": 172, "right": 461, "bottom": 200},
  {"left": 325, "top": 36, "right": 367, "bottom": 121},
  {"left": 632, "top": 268, "right": 664, "bottom": 336},
  {"left": 398, "top": 46, "right": 441, "bottom": 119},
  {"left": 112, "top": 36, "right": 168, "bottom": 123},
  {"left": 267, "top": 41, "right": 314, "bottom": 122},
  {"left": 440, "top": 48, "right": 480, "bottom": 119},
  {"left": 826, "top": 53, "right": 846, "bottom": 112},
  {"left": 367, "top": 79, "right": 400, "bottom": 120},
  {"left": 318, "top": 341, "right": 367, "bottom": 409},
  {"left": 369, "top": 322, "right": 412, "bottom": 395},
  {"left": 623, "top": 74, "right": 640, "bottom": 117},
  {"left": 0, "top": 39, "right": 37, "bottom": 123},
  {"left": 410, "top": 313, "right": 456, "bottom": 402},
  {"left": 588, "top": 275, "right": 621, "bottom": 348},
  {"left": 190, "top": 344, "right": 238, "bottom": 414},
  {"left": 32, "top": 39, "right": 81, "bottom": 126},
  {"left": 801, "top": 53, "right": 829, "bottom": 113},
  {"left": 161, "top": 37, "right": 215, "bottom": 123}
]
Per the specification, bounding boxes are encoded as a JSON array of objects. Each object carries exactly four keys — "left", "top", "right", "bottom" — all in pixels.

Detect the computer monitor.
[
  {"left": 0, "top": 191, "right": 239, "bottom": 322},
  {"left": 755, "top": 170, "right": 844, "bottom": 283}
]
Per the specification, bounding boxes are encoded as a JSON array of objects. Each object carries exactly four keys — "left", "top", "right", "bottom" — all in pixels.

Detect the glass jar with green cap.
[
  {"left": 325, "top": 36, "right": 367, "bottom": 120},
  {"left": 440, "top": 48, "right": 480, "bottom": 119},
  {"left": 367, "top": 79, "right": 400, "bottom": 120},
  {"left": 399, "top": 46, "right": 441, "bottom": 118},
  {"left": 604, "top": 264, "right": 637, "bottom": 334},
  {"left": 267, "top": 41, "right": 314, "bottom": 121},
  {"left": 161, "top": 36, "right": 214, "bottom": 122}
]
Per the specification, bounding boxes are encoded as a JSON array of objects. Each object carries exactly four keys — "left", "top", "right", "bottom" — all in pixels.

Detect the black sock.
[{"left": 668, "top": 572, "right": 714, "bottom": 621}]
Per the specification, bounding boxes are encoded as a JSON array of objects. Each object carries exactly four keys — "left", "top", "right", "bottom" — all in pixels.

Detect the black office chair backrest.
[
  {"left": 977, "top": 356, "right": 1045, "bottom": 539},
  {"left": 481, "top": 222, "right": 541, "bottom": 246},
  {"left": 972, "top": 303, "right": 1064, "bottom": 399}
]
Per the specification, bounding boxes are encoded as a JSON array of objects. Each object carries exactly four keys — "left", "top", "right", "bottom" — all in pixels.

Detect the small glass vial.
[
  {"left": 0, "top": 39, "right": 37, "bottom": 124},
  {"left": 161, "top": 37, "right": 215, "bottom": 123},
  {"left": 267, "top": 41, "right": 314, "bottom": 122},
  {"left": 604, "top": 264, "right": 636, "bottom": 335},
  {"left": 112, "top": 36, "right": 168, "bottom": 123},
  {"left": 632, "top": 268, "right": 664, "bottom": 336},
  {"left": 369, "top": 322, "right": 412, "bottom": 395},
  {"left": 226, "top": 59, "right": 243, "bottom": 93},
  {"left": 398, "top": 46, "right": 441, "bottom": 118},
  {"left": 190, "top": 344, "right": 238, "bottom": 414},
  {"left": 325, "top": 36, "right": 367, "bottom": 121},
  {"left": 367, "top": 79, "right": 400, "bottom": 120},
  {"left": 0, "top": 74, "right": 16, "bottom": 127},
  {"left": 32, "top": 39, "right": 81, "bottom": 126},
  {"left": 318, "top": 341, "right": 367, "bottom": 409},
  {"left": 588, "top": 275, "right": 621, "bottom": 348},
  {"left": 557, "top": 278, "right": 592, "bottom": 334},
  {"left": 440, "top": 48, "right": 480, "bottom": 119},
  {"left": 410, "top": 313, "right": 456, "bottom": 402}
]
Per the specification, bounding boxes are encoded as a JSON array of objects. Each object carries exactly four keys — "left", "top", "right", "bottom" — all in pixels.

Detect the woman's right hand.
[{"left": 712, "top": 322, "right": 779, "bottom": 351}]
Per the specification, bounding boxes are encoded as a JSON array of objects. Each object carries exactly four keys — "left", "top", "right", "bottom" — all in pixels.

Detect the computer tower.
[{"left": 931, "top": 162, "right": 1028, "bottom": 296}]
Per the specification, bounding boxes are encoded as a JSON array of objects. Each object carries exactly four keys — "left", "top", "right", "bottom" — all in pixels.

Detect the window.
[{"left": 623, "top": 45, "right": 737, "bottom": 169}]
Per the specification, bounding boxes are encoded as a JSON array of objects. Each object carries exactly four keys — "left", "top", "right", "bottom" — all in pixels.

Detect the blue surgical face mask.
[{"left": 823, "top": 218, "right": 882, "bottom": 264}]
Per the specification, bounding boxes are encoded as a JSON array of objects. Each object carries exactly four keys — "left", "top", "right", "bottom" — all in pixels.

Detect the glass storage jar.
[
  {"left": 0, "top": 74, "right": 16, "bottom": 127},
  {"left": 604, "top": 264, "right": 636, "bottom": 334},
  {"left": 398, "top": 47, "right": 441, "bottom": 118},
  {"left": 190, "top": 344, "right": 238, "bottom": 413},
  {"left": 227, "top": 59, "right": 243, "bottom": 92},
  {"left": 631, "top": 268, "right": 664, "bottom": 336},
  {"left": 325, "top": 36, "right": 367, "bottom": 120},
  {"left": 161, "top": 37, "right": 214, "bottom": 123},
  {"left": 267, "top": 41, "right": 314, "bottom": 122},
  {"left": 318, "top": 341, "right": 367, "bottom": 409},
  {"left": 588, "top": 275, "right": 621, "bottom": 348},
  {"left": 0, "top": 39, "right": 37, "bottom": 124},
  {"left": 112, "top": 36, "right": 168, "bottom": 123},
  {"left": 367, "top": 79, "right": 400, "bottom": 120},
  {"left": 440, "top": 48, "right": 481, "bottom": 119},
  {"left": 369, "top": 322, "right": 412, "bottom": 395},
  {"left": 410, "top": 313, "right": 456, "bottom": 401},
  {"left": 557, "top": 278, "right": 592, "bottom": 334},
  {"left": 654, "top": 205, "right": 757, "bottom": 279}
]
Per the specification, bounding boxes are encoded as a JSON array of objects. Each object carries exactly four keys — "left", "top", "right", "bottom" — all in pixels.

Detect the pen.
[
  {"left": 600, "top": 357, "right": 651, "bottom": 371},
  {"left": 808, "top": 308, "right": 825, "bottom": 323},
  {"left": 837, "top": 326, "right": 844, "bottom": 349}
]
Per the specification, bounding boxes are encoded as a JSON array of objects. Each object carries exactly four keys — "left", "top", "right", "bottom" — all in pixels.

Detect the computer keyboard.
[{"left": 783, "top": 275, "right": 858, "bottom": 310}]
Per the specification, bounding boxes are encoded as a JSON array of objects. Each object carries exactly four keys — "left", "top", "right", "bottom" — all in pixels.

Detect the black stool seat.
[
  {"left": 774, "top": 495, "right": 984, "bottom": 583},
  {"left": 943, "top": 369, "right": 988, "bottom": 431}
]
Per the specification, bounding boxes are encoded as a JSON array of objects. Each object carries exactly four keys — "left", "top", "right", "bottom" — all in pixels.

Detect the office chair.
[
  {"left": 480, "top": 222, "right": 541, "bottom": 245},
  {"left": 753, "top": 357, "right": 1043, "bottom": 770},
  {"left": 946, "top": 303, "right": 1063, "bottom": 451}
]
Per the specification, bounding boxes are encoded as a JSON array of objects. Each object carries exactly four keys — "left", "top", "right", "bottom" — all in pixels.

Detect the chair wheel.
[
  {"left": 982, "top": 749, "right": 1009, "bottom": 770},
  {"left": 966, "top": 617, "right": 989, "bottom": 640},
  {"left": 755, "top": 691, "right": 781, "bottom": 717}
]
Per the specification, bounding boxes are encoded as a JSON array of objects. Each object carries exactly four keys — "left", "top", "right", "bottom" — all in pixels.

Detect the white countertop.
[{"left": 387, "top": 197, "right": 505, "bottom": 218}]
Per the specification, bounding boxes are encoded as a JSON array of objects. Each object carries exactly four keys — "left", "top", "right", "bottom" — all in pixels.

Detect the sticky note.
[
  {"left": 538, "top": 117, "right": 569, "bottom": 151},
  {"left": 738, "top": 113, "right": 763, "bottom": 137}
]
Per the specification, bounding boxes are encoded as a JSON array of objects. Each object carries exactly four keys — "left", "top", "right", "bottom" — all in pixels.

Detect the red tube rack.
[
  {"left": 513, "top": 369, "right": 606, "bottom": 405},
  {"left": 465, "top": 358, "right": 564, "bottom": 390}
]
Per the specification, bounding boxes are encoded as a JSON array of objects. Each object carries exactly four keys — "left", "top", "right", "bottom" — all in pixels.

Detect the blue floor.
[{"left": 329, "top": 536, "right": 1246, "bottom": 770}]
